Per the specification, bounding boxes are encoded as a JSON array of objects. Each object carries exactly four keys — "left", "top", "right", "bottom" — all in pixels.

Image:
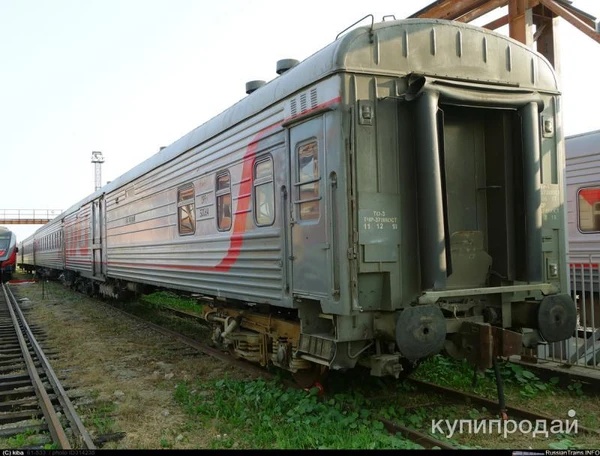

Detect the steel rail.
[
  {"left": 1, "top": 283, "right": 71, "bottom": 449},
  {"left": 98, "top": 300, "right": 455, "bottom": 449},
  {"left": 95, "top": 300, "right": 285, "bottom": 381},
  {"left": 5, "top": 284, "right": 96, "bottom": 449},
  {"left": 379, "top": 417, "right": 455, "bottom": 449},
  {"left": 407, "top": 378, "right": 600, "bottom": 436}
]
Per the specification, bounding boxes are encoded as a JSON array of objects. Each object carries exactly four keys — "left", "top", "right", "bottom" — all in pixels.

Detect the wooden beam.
[
  {"left": 533, "top": 22, "right": 548, "bottom": 41},
  {"left": 411, "top": 0, "right": 491, "bottom": 21},
  {"left": 559, "top": 0, "right": 597, "bottom": 29},
  {"left": 535, "top": 14, "right": 560, "bottom": 72},
  {"left": 483, "top": 14, "right": 510, "bottom": 30},
  {"left": 538, "top": 0, "right": 600, "bottom": 44},
  {"left": 455, "top": 0, "right": 509, "bottom": 23},
  {"left": 508, "top": 0, "right": 535, "bottom": 45}
]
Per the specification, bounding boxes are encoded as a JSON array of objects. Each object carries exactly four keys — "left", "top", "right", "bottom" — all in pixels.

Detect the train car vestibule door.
[
  {"left": 289, "top": 116, "right": 330, "bottom": 298},
  {"left": 91, "top": 196, "right": 106, "bottom": 278}
]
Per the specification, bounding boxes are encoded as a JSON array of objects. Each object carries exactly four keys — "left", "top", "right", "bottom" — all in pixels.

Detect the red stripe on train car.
[
  {"left": 568, "top": 263, "right": 599, "bottom": 268},
  {"left": 62, "top": 95, "right": 343, "bottom": 274}
]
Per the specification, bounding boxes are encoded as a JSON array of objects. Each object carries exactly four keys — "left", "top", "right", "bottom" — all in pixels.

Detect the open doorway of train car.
[
  {"left": 440, "top": 105, "right": 527, "bottom": 288},
  {"left": 414, "top": 100, "right": 539, "bottom": 292}
]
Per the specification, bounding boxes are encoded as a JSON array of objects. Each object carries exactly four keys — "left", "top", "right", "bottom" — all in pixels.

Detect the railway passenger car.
[
  {"left": 566, "top": 129, "right": 600, "bottom": 327},
  {"left": 0, "top": 227, "right": 18, "bottom": 282},
  {"left": 20, "top": 18, "right": 577, "bottom": 382}
]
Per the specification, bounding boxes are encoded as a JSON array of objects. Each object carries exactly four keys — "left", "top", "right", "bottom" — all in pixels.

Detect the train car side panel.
[
  {"left": 104, "top": 105, "right": 292, "bottom": 305},
  {"left": 566, "top": 130, "right": 600, "bottom": 293},
  {"left": 64, "top": 205, "right": 93, "bottom": 277}
]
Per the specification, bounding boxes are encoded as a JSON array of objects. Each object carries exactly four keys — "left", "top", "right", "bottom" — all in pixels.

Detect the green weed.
[
  {"left": 142, "top": 291, "right": 202, "bottom": 314},
  {"left": 414, "top": 355, "right": 559, "bottom": 399},
  {"left": 174, "top": 377, "right": 423, "bottom": 449},
  {"left": 567, "top": 382, "right": 584, "bottom": 397},
  {"left": 7, "top": 434, "right": 28, "bottom": 448},
  {"left": 549, "top": 438, "right": 582, "bottom": 450},
  {"left": 84, "top": 401, "right": 117, "bottom": 435},
  {"left": 497, "top": 363, "right": 550, "bottom": 398}
]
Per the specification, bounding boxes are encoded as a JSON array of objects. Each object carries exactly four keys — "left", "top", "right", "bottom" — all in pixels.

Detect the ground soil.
[
  {"left": 10, "top": 278, "right": 247, "bottom": 449},
  {"left": 6, "top": 276, "right": 600, "bottom": 450}
]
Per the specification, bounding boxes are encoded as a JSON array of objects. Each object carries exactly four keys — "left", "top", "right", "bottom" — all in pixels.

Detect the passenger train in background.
[
  {"left": 566, "top": 129, "right": 600, "bottom": 329},
  {"left": 19, "top": 18, "right": 577, "bottom": 383},
  {"left": 0, "top": 227, "right": 18, "bottom": 282}
]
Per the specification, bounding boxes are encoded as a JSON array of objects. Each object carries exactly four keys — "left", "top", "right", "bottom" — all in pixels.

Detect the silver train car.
[
  {"left": 566, "top": 129, "right": 600, "bottom": 327},
  {"left": 20, "top": 18, "right": 576, "bottom": 381}
]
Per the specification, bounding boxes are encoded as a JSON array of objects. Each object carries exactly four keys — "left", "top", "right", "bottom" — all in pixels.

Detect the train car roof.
[
  {"left": 27, "top": 18, "right": 559, "bottom": 241},
  {"left": 566, "top": 129, "right": 600, "bottom": 160}
]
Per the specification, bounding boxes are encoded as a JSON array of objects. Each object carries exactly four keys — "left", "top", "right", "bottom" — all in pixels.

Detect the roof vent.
[
  {"left": 276, "top": 59, "right": 299, "bottom": 75},
  {"left": 246, "top": 80, "right": 266, "bottom": 94}
]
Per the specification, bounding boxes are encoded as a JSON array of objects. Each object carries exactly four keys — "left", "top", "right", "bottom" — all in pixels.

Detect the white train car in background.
[
  {"left": 567, "top": 129, "right": 600, "bottom": 292},
  {"left": 561, "top": 129, "right": 600, "bottom": 367}
]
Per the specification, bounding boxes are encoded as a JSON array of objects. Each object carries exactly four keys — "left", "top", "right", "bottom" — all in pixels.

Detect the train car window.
[
  {"left": 216, "top": 171, "right": 232, "bottom": 231},
  {"left": 297, "top": 141, "right": 320, "bottom": 221},
  {"left": 578, "top": 187, "right": 600, "bottom": 232},
  {"left": 254, "top": 156, "right": 275, "bottom": 226},
  {"left": 177, "top": 184, "right": 196, "bottom": 235}
]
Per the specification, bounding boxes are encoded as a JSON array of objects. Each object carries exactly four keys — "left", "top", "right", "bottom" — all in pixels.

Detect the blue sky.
[{"left": 1, "top": 0, "right": 599, "bottom": 242}]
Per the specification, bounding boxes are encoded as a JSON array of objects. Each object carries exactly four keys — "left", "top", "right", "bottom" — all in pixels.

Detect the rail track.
[
  {"left": 150, "top": 303, "right": 600, "bottom": 442},
  {"left": 157, "top": 304, "right": 599, "bottom": 425},
  {"left": 0, "top": 283, "right": 95, "bottom": 449},
  {"left": 95, "top": 300, "right": 454, "bottom": 449},
  {"left": 405, "top": 378, "right": 600, "bottom": 436},
  {"left": 20, "top": 285, "right": 596, "bottom": 450}
]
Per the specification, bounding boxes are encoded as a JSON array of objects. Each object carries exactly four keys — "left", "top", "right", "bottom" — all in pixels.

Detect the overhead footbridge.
[{"left": 0, "top": 209, "right": 62, "bottom": 225}]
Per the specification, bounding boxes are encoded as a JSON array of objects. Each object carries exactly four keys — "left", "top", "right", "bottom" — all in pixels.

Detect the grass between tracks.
[
  {"left": 174, "top": 377, "right": 423, "bottom": 450},
  {"left": 0, "top": 428, "right": 58, "bottom": 450},
  {"left": 405, "top": 355, "right": 600, "bottom": 449},
  {"left": 413, "top": 355, "right": 598, "bottom": 428},
  {"left": 141, "top": 291, "right": 203, "bottom": 316},
  {"left": 12, "top": 277, "right": 598, "bottom": 450}
]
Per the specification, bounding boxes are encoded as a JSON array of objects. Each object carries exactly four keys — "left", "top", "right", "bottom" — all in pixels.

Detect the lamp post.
[{"left": 91, "top": 151, "right": 104, "bottom": 192}]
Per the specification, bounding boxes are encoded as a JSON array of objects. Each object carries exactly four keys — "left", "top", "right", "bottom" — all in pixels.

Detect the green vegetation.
[
  {"left": 7, "top": 433, "right": 29, "bottom": 448},
  {"left": 0, "top": 428, "right": 45, "bottom": 449},
  {"left": 84, "top": 401, "right": 118, "bottom": 435},
  {"left": 114, "top": 296, "right": 210, "bottom": 342},
  {"left": 141, "top": 291, "right": 203, "bottom": 315},
  {"left": 567, "top": 382, "right": 584, "bottom": 397},
  {"left": 413, "top": 355, "right": 568, "bottom": 400},
  {"left": 549, "top": 438, "right": 582, "bottom": 450},
  {"left": 174, "top": 377, "right": 422, "bottom": 449}
]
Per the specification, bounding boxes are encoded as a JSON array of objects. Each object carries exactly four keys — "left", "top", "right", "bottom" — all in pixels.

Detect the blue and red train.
[{"left": 0, "top": 227, "right": 18, "bottom": 282}]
